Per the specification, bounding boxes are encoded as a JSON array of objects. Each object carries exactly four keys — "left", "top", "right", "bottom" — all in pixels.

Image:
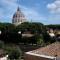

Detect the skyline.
[{"left": 0, "top": 0, "right": 60, "bottom": 25}]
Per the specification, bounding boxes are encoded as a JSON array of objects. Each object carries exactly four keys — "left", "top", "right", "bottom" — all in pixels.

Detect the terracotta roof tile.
[{"left": 31, "top": 42, "right": 60, "bottom": 57}]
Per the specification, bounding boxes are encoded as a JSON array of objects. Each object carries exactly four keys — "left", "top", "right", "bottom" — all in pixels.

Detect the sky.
[{"left": 0, "top": 0, "right": 60, "bottom": 25}]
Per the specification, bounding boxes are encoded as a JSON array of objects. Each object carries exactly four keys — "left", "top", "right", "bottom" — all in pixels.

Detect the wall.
[{"left": 24, "top": 54, "right": 55, "bottom": 60}]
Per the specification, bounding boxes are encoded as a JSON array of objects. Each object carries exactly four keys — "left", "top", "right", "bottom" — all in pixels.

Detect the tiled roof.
[{"left": 30, "top": 42, "right": 60, "bottom": 57}]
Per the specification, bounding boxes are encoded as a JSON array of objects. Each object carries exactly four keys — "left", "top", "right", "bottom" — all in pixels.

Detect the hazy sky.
[{"left": 0, "top": 0, "right": 60, "bottom": 24}]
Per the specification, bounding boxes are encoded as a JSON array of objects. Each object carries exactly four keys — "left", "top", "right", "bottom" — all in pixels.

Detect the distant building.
[
  {"left": 25, "top": 42, "right": 60, "bottom": 60},
  {"left": 47, "top": 29, "right": 60, "bottom": 40},
  {"left": 22, "top": 31, "right": 34, "bottom": 37},
  {"left": 47, "top": 29, "right": 55, "bottom": 37},
  {"left": 12, "top": 7, "right": 27, "bottom": 26}
]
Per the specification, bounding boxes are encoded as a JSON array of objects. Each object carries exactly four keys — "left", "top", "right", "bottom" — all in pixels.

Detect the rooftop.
[
  {"left": 26, "top": 42, "right": 60, "bottom": 59},
  {"left": 31, "top": 42, "right": 60, "bottom": 57}
]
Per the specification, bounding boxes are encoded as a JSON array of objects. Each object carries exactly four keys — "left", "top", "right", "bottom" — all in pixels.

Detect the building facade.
[{"left": 12, "top": 7, "right": 26, "bottom": 26}]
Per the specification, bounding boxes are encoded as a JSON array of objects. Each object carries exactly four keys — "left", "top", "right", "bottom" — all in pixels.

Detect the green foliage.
[
  {"left": 0, "top": 22, "right": 58, "bottom": 45},
  {"left": 16, "top": 22, "right": 44, "bottom": 33},
  {"left": 46, "top": 24, "right": 60, "bottom": 29},
  {"left": 8, "top": 49, "right": 21, "bottom": 59},
  {"left": 37, "top": 34, "right": 44, "bottom": 46},
  {"left": 0, "top": 22, "right": 16, "bottom": 33},
  {"left": 0, "top": 40, "right": 4, "bottom": 49},
  {"left": 4, "top": 44, "right": 22, "bottom": 60},
  {"left": 0, "top": 22, "right": 46, "bottom": 45}
]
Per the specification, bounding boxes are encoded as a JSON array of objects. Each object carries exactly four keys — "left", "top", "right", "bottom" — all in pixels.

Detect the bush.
[
  {"left": 8, "top": 49, "right": 21, "bottom": 60},
  {"left": 4, "top": 45, "right": 22, "bottom": 60},
  {"left": 0, "top": 40, "right": 4, "bottom": 49},
  {"left": 37, "top": 34, "right": 44, "bottom": 46}
]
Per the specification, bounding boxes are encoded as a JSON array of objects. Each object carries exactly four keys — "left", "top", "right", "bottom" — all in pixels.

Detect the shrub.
[
  {"left": 8, "top": 49, "right": 21, "bottom": 60},
  {"left": 37, "top": 34, "right": 44, "bottom": 46},
  {"left": 4, "top": 45, "right": 22, "bottom": 60},
  {"left": 0, "top": 40, "right": 4, "bottom": 49}
]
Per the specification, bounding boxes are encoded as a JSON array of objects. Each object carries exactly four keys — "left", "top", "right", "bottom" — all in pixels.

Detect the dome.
[{"left": 12, "top": 7, "right": 26, "bottom": 25}]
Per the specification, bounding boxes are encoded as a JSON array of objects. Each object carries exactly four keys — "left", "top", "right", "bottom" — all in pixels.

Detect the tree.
[
  {"left": 4, "top": 45, "right": 22, "bottom": 60},
  {"left": 46, "top": 24, "right": 60, "bottom": 29},
  {"left": 0, "top": 40, "right": 4, "bottom": 49},
  {"left": 8, "top": 49, "right": 21, "bottom": 60},
  {"left": 16, "top": 22, "right": 45, "bottom": 33},
  {"left": 37, "top": 34, "right": 44, "bottom": 46},
  {"left": 0, "top": 23, "right": 17, "bottom": 43}
]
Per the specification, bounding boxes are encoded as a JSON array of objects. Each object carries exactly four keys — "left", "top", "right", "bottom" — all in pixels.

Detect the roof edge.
[{"left": 25, "top": 52, "right": 56, "bottom": 59}]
